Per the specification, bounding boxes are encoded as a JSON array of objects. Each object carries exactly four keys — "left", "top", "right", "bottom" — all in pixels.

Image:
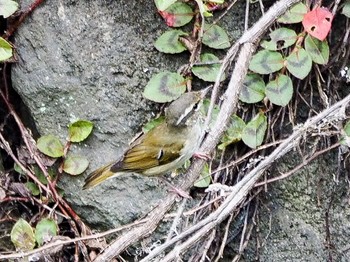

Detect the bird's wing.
[{"left": 111, "top": 125, "right": 186, "bottom": 172}]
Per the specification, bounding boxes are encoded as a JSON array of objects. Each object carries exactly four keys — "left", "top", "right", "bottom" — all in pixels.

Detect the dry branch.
[{"left": 95, "top": 0, "right": 302, "bottom": 260}]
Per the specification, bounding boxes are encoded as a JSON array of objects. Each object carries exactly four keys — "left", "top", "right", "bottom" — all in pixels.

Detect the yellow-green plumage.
[{"left": 83, "top": 89, "right": 207, "bottom": 190}]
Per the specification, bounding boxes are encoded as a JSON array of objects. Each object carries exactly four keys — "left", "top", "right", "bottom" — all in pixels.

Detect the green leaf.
[
  {"left": 37, "top": 135, "right": 64, "bottom": 158},
  {"left": 11, "top": 218, "right": 35, "bottom": 251},
  {"left": 0, "top": 0, "right": 18, "bottom": 18},
  {"left": 340, "top": 120, "right": 350, "bottom": 145},
  {"left": 219, "top": 115, "right": 246, "bottom": 149},
  {"left": 0, "top": 37, "right": 13, "bottom": 61},
  {"left": 154, "top": 30, "right": 187, "bottom": 54},
  {"left": 239, "top": 73, "right": 265, "bottom": 103},
  {"left": 242, "top": 112, "right": 267, "bottom": 149},
  {"left": 265, "top": 74, "right": 293, "bottom": 106},
  {"left": 142, "top": 116, "right": 165, "bottom": 133},
  {"left": 261, "top": 27, "right": 297, "bottom": 51},
  {"left": 35, "top": 218, "right": 58, "bottom": 246},
  {"left": 202, "top": 24, "right": 230, "bottom": 49},
  {"left": 194, "top": 163, "right": 211, "bottom": 188},
  {"left": 249, "top": 50, "right": 284, "bottom": 74},
  {"left": 304, "top": 35, "right": 329, "bottom": 65},
  {"left": 143, "top": 71, "right": 186, "bottom": 102},
  {"left": 25, "top": 182, "right": 40, "bottom": 196},
  {"left": 342, "top": 0, "right": 350, "bottom": 18},
  {"left": 285, "top": 48, "right": 312, "bottom": 79},
  {"left": 63, "top": 155, "right": 89, "bottom": 175},
  {"left": 162, "top": 2, "right": 193, "bottom": 27},
  {"left": 277, "top": 2, "right": 308, "bottom": 24},
  {"left": 68, "top": 120, "right": 94, "bottom": 142},
  {"left": 192, "top": 53, "right": 225, "bottom": 82},
  {"left": 195, "top": 0, "right": 212, "bottom": 17},
  {"left": 14, "top": 163, "right": 25, "bottom": 174},
  {"left": 154, "top": 0, "right": 177, "bottom": 11}
]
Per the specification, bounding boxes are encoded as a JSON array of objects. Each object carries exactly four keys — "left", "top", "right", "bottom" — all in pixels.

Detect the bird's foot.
[{"left": 193, "top": 152, "right": 211, "bottom": 160}]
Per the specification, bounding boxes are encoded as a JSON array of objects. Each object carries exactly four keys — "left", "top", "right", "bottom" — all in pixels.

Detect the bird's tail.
[{"left": 83, "top": 162, "right": 118, "bottom": 189}]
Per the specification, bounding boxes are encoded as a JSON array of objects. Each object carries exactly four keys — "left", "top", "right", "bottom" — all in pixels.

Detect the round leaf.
[
  {"left": 63, "top": 155, "right": 89, "bottom": 175},
  {"left": 219, "top": 115, "right": 246, "bottom": 149},
  {"left": 37, "top": 135, "right": 64, "bottom": 158},
  {"left": 302, "top": 7, "right": 333, "bottom": 41},
  {"left": 285, "top": 48, "right": 312, "bottom": 79},
  {"left": 265, "top": 74, "right": 293, "bottom": 106},
  {"left": 277, "top": 2, "right": 308, "bottom": 24},
  {"left": 242, "top": 113, "right": 267, "bottom": 149},
  {"left": 11, "top": 218, "right": 35, "bottom": 251},
  {"left": 202, "top": 24, "right": 230, "bottom": 49},
  {"left": 35, "top": 218, "right": 58, "bottom": 246},
  {"left": 249, "top": 50, "right": 284, "bottom": 74},
  {"left": 304, "top": 34, "right": 329, "bottom": 65},
  {"left": 143, "top": 71, "right": 186, "bottom": 102},
  {"left": 159, "top": 2, "right": 193, "bottom": 27},
  {"left": 142, "top": 116, "right": 165, "bottom": 133},
  {"left": 0, "top": 37, "right": 13, "bottom": 61},
  {"left": 68, "top": 120, "right": 94, "bottom": 142},
  {"left": 192, "top": 53, "right": 225, "bottom": 82},
  {"left": 25, "top": 182, "right": 40, "bottom": 196},
  {"left": 154, "top": 30, "right": 187, "bottom": 54},
  {"left": 0, "top": 0, "right": 19, "bottom": 18},
  {"left": 260, "top": 27, "right": 297, "bottom": 51},
  {"left": 239, "top": 73, "right": 265, "bottom": 103}
]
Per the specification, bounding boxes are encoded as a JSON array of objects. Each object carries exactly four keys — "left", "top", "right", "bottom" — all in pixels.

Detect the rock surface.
[{"left": 11, "top": 0, "right": 350, "bottom": 260}]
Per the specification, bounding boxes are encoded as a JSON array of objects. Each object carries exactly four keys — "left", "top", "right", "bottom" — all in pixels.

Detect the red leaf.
[
  {"left": 159, "top": 11, "right": 176, "bottom": 27},
  {"left": 302, "top": 7, "right": 333, "bottom": 41}
]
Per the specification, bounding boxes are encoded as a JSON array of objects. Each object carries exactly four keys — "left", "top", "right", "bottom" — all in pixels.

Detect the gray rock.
[{"left": 12, "top": 0, "right": 181, "bottom": 229}]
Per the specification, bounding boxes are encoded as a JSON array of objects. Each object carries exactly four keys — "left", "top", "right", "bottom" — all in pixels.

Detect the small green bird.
[{"left": 83, "top": 88, "right": 208, "bottom": 189}]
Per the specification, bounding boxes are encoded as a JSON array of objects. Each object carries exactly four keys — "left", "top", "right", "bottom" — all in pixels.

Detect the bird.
[{"left": 83, "top": 88, "right": 209, "bottom": 190}]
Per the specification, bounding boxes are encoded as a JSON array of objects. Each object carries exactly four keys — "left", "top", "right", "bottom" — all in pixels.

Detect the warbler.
[{"left": 83, "top": 88, "right": 208, "bottom": 189}]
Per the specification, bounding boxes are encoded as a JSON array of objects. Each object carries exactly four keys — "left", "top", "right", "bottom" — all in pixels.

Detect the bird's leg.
[
  {"left": 193, "top": 152, "right": 211, "bottom": 160},
  {"left": 158, "top": 177, "right": 192, "bottom": 199}
]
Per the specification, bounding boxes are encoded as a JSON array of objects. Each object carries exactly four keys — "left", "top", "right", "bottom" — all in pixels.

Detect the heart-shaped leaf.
[
  {"left": 63, "top": 155, "right": 89, "bottom": 175},
  {"left": 0, "top": 0, "right": 18, "bottom": 18},
  {"left": 11, "top": 219, "right": 35, "bottom": 251},
  {"left": 35, "top": 218, "right": 58, "bottom": 246},
  {"left": 302, "top": 7, "right": 333, "bottom": 41},
  {"left": 304, "top": 34, "right": 329, "bottom": 65},
  {"left": 285, "top": 47, "right": 312, "bottom": 79},
  {"left": 261, "top": 27, "right": 297, "bottom": 51},
  {"left": 37, "top": 135, "right": 64, "bottom": 158},
  {"left": 277, "top": 2, "right": 308, "bottom": 24},
  {"left": 192, "top": 53, "right": 225, "bottom": 82},
  {"left": 242, "top": 112, "right": 267, "bottom": 149},
  {"left": 202, "top": 24, "right": 230, "bottom": 49},
  {"left": 239, "top": 73, "right": 265, "bottom": 103},
  {"left": 265, "top": 74, "right": 293, "bottom": 106},
  {"left": 219, "top": 115, "right": 246, "bottom": 149},
  {"left": 249, "top": 50, "right": 284, "bottom": 74},
  {"left": 68, "top": 120, "right": 94, "bottom": 142},
  {"left": 155, "top": 30, "right": 188, "bottom": 54},
  {"left": 0, "top": 37, "right": 13, "bottom": 61},
  {"left": 159, "top": 2, "right": 193, "bottom": 27},
  {"left": 143, "top": 71, "right": 186, "bottom": 102}
]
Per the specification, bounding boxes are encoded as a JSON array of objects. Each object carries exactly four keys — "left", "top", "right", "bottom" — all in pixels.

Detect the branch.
[{"left": 95, "top": 0, "right": 302, "bottom": 260}]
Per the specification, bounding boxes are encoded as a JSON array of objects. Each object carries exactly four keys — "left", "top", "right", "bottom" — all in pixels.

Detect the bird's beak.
[{"left": 199, "top": 85, "right": 211, "bottom": 98}]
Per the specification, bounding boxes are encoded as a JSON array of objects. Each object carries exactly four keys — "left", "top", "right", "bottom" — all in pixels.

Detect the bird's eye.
[{"left": 193, "top": 102, "right": 200, "bottom": 111}]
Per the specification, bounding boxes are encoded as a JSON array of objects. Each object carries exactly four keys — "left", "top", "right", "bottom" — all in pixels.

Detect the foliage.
[{"left": 36, "top": 120, "right": 93, "bottom": 175}]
